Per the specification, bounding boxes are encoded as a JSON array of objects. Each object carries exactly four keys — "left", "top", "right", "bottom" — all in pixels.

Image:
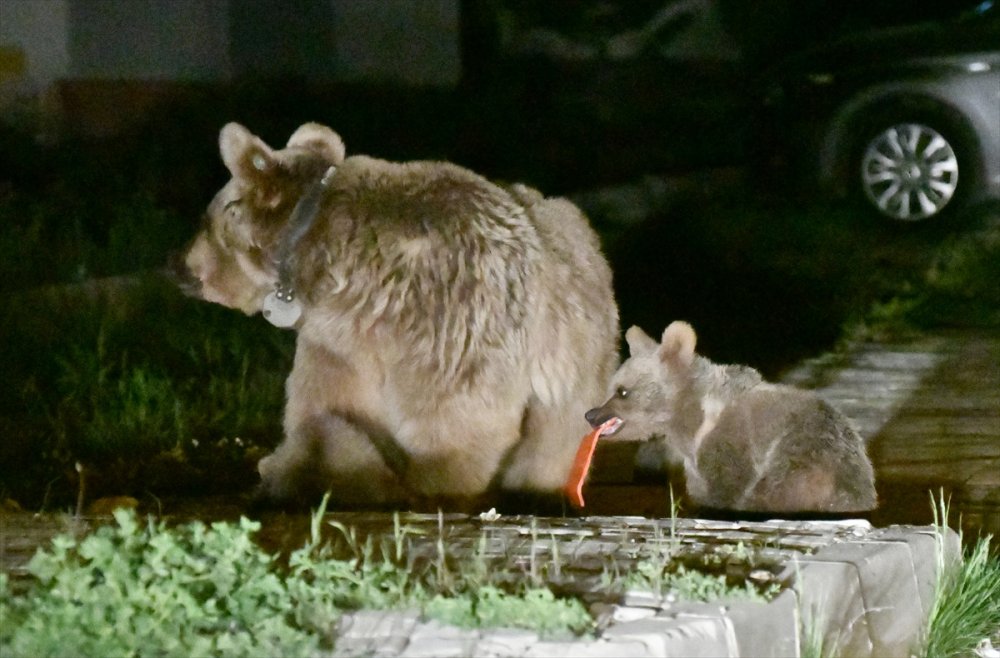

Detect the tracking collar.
[{"left": 262, "top": 165, "right": 337, "bottom": 328}]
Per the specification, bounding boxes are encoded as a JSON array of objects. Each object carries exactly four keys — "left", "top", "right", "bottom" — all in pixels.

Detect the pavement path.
[{"left": 781, "top": 329, "right": 1000, "bottom": 540}]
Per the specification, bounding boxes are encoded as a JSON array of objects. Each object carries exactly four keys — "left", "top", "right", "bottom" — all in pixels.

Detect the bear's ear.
[
  {"left": 219, "top": 122, "right": 277, "bottom": 183},
  {"left": 286, "top": 123, "right": 346, "bottom": 165},
  {"left": 659, "top": 321, "right": 697, "bottom": 369},
  {"left": 625, "top": 325, "right": 658, "bottom": 356}
]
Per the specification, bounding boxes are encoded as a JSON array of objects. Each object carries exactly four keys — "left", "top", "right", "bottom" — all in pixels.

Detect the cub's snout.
[
  {"left": 585, "top": 405, "right": 625, "bottom": 435},
  {"left": 585, "top": 406, "right": 615, "bottom": 428}
]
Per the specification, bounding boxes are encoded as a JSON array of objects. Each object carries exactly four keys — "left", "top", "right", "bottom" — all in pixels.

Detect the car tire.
[{"left": 849, "top": 107, "right": 980, "bottom": 223}]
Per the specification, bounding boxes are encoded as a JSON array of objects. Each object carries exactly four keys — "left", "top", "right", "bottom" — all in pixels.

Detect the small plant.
[
  {"left": 622, "top": 561, "right": 779, "bottom": 604},
  {"left": 0, "top": 509, "right": 329, "bottom": 657},
  {"left": 794, "top": 558, "right": 849, "bottom": 658},
  {"left": 799, "top": 615, "right": 831, "bottom": 658},
  {"left": 425, "top": 585, "right": 591, "bottom": 636}
]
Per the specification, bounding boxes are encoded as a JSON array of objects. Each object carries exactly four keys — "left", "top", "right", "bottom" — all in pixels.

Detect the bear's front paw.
[{"left": 257, "top": 454, "right": 275, "bottom": 479}]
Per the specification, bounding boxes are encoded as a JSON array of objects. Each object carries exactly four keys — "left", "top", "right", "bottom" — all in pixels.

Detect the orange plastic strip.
[{"left": 564, "top": 418, "right": 618, "bottom": 508}]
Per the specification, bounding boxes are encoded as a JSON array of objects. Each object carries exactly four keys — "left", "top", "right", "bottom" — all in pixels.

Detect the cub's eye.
[
  {"left": 616, "top": 386, "right": 629, "bottom": 399},
  {"left": 223, "top": 199, "right": 242, "bottom": 215}
]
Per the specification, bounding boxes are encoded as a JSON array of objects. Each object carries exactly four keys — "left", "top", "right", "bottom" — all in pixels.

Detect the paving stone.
[
  {"left": 959, "top": 467, "right": 1000, "bottom": 537},
  {"left": 603, "top": 614, "right": 737, "bottom": 657},
  {"left": 873, "top": 526, "right": 960, "bottom": 618},
  {"left": 523, "top": 638, "right": 654, "bottom": 657},
  {"left": 473, "top": 628, "right": 539, "bottom": 657},
  {"left": 775, "top": 534, "right": 846, "bottom": 551},
  {"left": 848, "top": 351, "right": 944, "bottom": 370},
  {"left": 327, "top": 637, "right": 381, "bottom": 658},
  {"left": 337, "top": 609, "right": 420, "bottom": 639},
  {"left": 334, "top": 610, "right": 421, "bottom": 657},
  {"left": 821, "top": 370, "right": 933, "bottom": 388},
  {"left": 792, "top": 558, "right": 874, "bottom": 657},
  {"left": 564, "top": 538, "right": 613, "bottom": 559},
  {"left": 399, "top": 619, "right": 481, "bottom": 657},
  {"left": 311, "top": 515, "right": 951, "bottom": 657},
  {"left": 965, "top": 464, "right": 1000, "bottom": 491},
  {"left": 812, "top": 540, "right": 925, "bottom": 657},
  {"left": 724, "top": 590, "right": 799, "bottom": 658},
  {"left": 406, "top": 618, "right": 481, "bottom": 642},
  {"left": 614, "top": 604, "right": 661, "bottom": 622},
  {"left": 399, "top": 636, "right": 479, "bottom": 657},
  {"left": 622, "top": 590, "right": 666, "bottom": 609},
  {"left": 783, "top": 331, "right": 1000, "bottom": 542},
  {"left": 691, "top": 520, "right": 743, "bottom": 531}
]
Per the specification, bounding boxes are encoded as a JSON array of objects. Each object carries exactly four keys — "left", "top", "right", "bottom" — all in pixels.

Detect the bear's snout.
[{"left": 165, "top": 249, "right": 202, "bottom": 298}]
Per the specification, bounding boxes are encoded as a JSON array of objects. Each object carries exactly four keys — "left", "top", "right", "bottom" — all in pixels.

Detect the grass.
[
  {"left": 799, "top": 617, "right": 830, "bottom": 658},
  {"left": 840, "top": 214, "right": 1000, "bottom": 341},
  {"left": 919, "top": 493, "right": 1000, "bottom": 658},
  {"left": 0, "top": 274, "right": 293, "bottom": 508},
  {"left": 0, "top": 118, "right": 296, "bottom": 508},
  {"left": 0, "top": 189, "right": 191, "bottom": 290}
]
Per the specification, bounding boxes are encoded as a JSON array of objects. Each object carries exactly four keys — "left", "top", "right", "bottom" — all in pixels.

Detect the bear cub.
[{"left": 586, "top": 321, "right": 877, "bottom": 513}]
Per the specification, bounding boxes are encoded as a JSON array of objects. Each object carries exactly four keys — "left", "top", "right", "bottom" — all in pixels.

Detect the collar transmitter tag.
[{"left": 263, "top": 286, "right": 302, "bottom": 329}]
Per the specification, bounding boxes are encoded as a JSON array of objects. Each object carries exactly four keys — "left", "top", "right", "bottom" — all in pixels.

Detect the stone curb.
[{"left": 325, "top": 519, "right": 957, "bottom": 658}]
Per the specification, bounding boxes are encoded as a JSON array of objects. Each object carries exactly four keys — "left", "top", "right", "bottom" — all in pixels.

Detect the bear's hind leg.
[
  {"left": 500, "top": 399, "right": 585, "bottom": 494},
  {"left": 258, "top": 411, "right": 409, "bottom": 508},
  {"left": 744, "top": 464, "right": 838, "bottom": 513}
]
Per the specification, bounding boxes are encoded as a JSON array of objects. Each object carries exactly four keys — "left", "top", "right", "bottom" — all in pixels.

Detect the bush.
[
  {"left": 1, "top": 511, "right": 327, "bottom": 657},
  {"left": 0, "top": 504, "right": 596, "bottom": 657}
]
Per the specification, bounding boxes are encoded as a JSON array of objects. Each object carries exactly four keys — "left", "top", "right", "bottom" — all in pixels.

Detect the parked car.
[{"left": 760, "top": 2, "right": 1000, "bottom": 222}]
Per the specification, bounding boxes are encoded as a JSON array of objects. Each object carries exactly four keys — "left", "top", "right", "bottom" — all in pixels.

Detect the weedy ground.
[{"left": 0, "top": 495, "right": 785, "bottom": 656}]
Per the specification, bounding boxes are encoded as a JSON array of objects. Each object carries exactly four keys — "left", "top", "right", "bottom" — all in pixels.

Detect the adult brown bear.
[{"left": 178, "top": 122, "right": 619, "bottom": 508}]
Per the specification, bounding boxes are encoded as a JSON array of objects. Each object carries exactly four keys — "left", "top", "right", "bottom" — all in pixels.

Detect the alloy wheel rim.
[{"left": 860, "top": 122, "right": 959, "bottom": 221}]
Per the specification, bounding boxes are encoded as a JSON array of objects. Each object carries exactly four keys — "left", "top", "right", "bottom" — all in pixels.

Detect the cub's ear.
[
  {"left": 659, "top": 321, "right": 696, "bottom": 369},
  {"left": 286, "top": 123, "right": 346, "bottom": 165},
  {"left": 624, "top": 325, "right": 658, "bottom": 356},
  {"left": 219, "top": 122, "right": 277, "bottom": 183}
]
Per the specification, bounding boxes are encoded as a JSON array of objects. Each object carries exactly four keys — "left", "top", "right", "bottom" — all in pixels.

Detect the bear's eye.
[
  {"left": 223, "top": 199, "right": 242, "bottom": 216},
  {"left": 616, "top": 386, "right": 629, "bottom": 399}
]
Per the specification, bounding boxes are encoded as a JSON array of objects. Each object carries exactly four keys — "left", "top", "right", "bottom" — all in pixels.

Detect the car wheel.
[{"left": 857, "top": 121, "right": 963, "bottom": 222}]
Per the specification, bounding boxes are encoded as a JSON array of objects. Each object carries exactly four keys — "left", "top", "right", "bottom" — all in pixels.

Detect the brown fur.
[
  {"left": 586, "top": 321, "right": 877, "bottom": 513},
  {"left": 180, "top": 122, "right": 619, "bottom": 507}
]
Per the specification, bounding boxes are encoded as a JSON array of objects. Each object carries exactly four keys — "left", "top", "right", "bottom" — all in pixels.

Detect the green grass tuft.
[
  {"left": 920, "top": 493, "right": 1000, "bottom": 658},
  {"left": 0, "top": 276, "right": 292, "bottom": 507}
]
